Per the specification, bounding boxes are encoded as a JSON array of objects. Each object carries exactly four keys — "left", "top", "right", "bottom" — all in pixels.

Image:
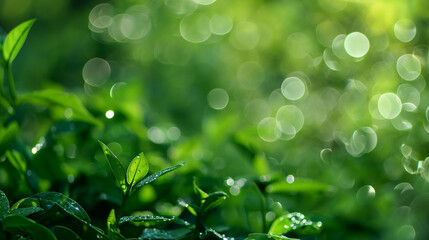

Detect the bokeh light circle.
[
  {"left": 207, "top": 88, "right": 229, "bottom": 110},
  {"left": 276, "top": 105, "right": 304, "bottom": 135},
  {"left": 344, "top": 32, "right": 370, "bottom": 58},
  {"left": 378, "top": 93, "right": 402, "bottom": 119},
  {"left": 281, "top": 77, "right": 306, "bottom": 101},
  {"left": 258, "top": 117, "right": 281, "bottom": 142},
  {"left": 394, "top": 19, "right": 416, "bottom": 43},
  {"left": 82, "top": 58, "right": 111, "bottom": 87},
  {"left": 397, "top": 54, "right": 421, "bottom": 81}
]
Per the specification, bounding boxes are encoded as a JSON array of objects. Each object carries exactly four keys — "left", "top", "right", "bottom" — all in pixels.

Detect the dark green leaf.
[
  {"left": 140, "top": 228, "right": 191, "bottom": 240},
  {"left": 0, "top": 190, "right": 10, "bottom": 219},
  {"left": 19, "top": 90, "right": 101, "bottom": 127},
  {"left": 126, "top": 152, "right": 149, "bottom": 186},
  {"left": 11, "top": 192, "right": 90, "bottom": 223},
  {"left": 3, "top": 19, "right": 35, "bottom": 63},
  {"left": 268, "top": 212, "right": 322, "bottom": 236},
  {"left": 10, "top": 207, "right": 43, "bottom": 217},
  {"left": 201, "top": 192, "right": 228, "bottom": 214},
  {"left": 118, "top": 215, "right": 189, "bottom": 227},
  {"left": 245, "top": 233, "right": 298, "bottom": 240},
  {"left": 0, "top": 122, "right": 18, "bottom": 157},
  {"left": 131, "top": 162, "right": 185, "bottom": 193},
  {"left": 53, "top": 225, "right": 82, "bottom": 240},
  {"left": 99, "top": 141, "right": 127, "bottom": 193},
  {"left": 266, "top": 179, "right": 331, "bottom": 193},
  {"left": 6, "top": 150, "right": 26, "bottom": 175},
  {"left": 2, "top": 214, "right": 56, "bottom": 240}
]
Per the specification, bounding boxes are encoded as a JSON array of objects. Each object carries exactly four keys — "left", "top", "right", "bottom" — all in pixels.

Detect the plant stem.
[
  {"left": 116, "top": 189, "right": 130, "bottom": 227},
  {"left": 5, "top": 62, "right": 17, "bottom": 106}
]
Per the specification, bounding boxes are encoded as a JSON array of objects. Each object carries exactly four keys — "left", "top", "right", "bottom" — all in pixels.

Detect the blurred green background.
[{"left": 1, "top": 0, "right": 429, "bottom": 239}]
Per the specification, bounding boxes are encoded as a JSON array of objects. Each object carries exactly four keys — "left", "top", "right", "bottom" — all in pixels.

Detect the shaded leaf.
[
  {"left": 53, "top": 225, "right": 82, "bottom": 240},
  {"left": 11, "top": 192, "right": 90, "bottom": 223},
  {"left": 2, "top": 214, "right": 56, "bottom": 240},
  {"left": 201, "top": 192, "right": 228, "bottom": 214},
  {"left": 245, "top": 233, "right": 298, "bottom": 240},
  {"left": 131, "top": 162, "right": 185, "bottom": 193},
  {"left": 3, "top": 19, "right": 35, "bottom": 63},
  {"left": 0, "top": 190, "right": 10, "bottom": 219},
  {"left": 99, "top": 141, "right": 127, "bottom": 193},
  {"left": 19, "top": 90, "right": 101, "bottom": 127},
  {"left": 126, "top": 152, "right": 149, "bottom": 186},
  {"left": 119, "top": 215, "right": 189, "bottom": 227},
  {"left": 6, "top": 149, "right": 26, "bottom": 175},
  {"left": 268, "top": 212, "right": 322, "bottom": 236},
  {"left": 140, "top": 228, "right": 191, "bottom": 240},
  {"left": 10, "top": 207, "right": 43, "bottom": 217},
  {"left": 266, "top": 179, "right": 331, "bottom": 193},
  {"left": 0, "top": 122, "right": 18, "bottom": 157}
]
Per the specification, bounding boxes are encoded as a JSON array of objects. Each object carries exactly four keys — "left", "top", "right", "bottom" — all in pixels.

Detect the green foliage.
[
  {"left": 0, "top": 190, "right": 10, "bottom": 219},
  {"left": 99, "top": 141, "right": 127, "bottom": 193},
  {"left": 2, "top": 19, "right": 35, "bottom": 64},
  {"left": 53, "top": 226, "right": 82, "bottom": 240},
  {"left": 268, "top": 212, "right": 322, "bottom": 236},
  {"left": 2, "top": 215, "right": 56, "bottom": 240},
  {"left": 126, "top": 152, "right": 149, "bottom": 186}
]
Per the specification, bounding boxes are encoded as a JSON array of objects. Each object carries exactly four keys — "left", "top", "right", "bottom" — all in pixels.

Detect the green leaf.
[
  {"left": 2, "top": 214, "right": 56, "bottom": 240},
  {"left": 0, "top": 122, "right": 18, "bottom": 157},
  {"left": 3, "top": 19, "right": 35, "bottom": 63},
  {"left": 19, "top": 90, "right": 101, "bottom": 127},
  {"left": 177, "top": 199, "right": 198, "bottom": 216},
  {"left": 201, "top": 191, "right": 228, "bottom": 214},
  {"left": 106, "top": 209, "right": 116, "bottom": 234},
  {"left": 53, "top": 225, "right": 82, "bottom": 240},
  {"left": 245, "top": 233, "right": 298, "bottom": 240},
  {"left": 126, "top": 152, "right": 149, "bottom": 186},
  {"left": 268, "top": 212, "right": 322, "bottom": 236},
  {"left": 0, "top": 190, "right": 10, "bottom": 219},
  {"left": 11, "top": 192, "right": 90, "bottom": 223},
  {"left": 118, "top": 215, "right": 189, "bottom": 227},
  {"left": 193, "top": 178, "right": 208, "bottom": 201},
  {"left": 140, "top": 228, "right": 191, "bottom": 240},
  {"left": 10, "top": 207, "right": 43, "bottom": 217},
  {"left": 131, "top": 162, "right": 185, "bottom": 194},
  {"left": 6, "top": 150, "right": 26, "bottom": 175},
  {"left": 99, "top": 141, "right": 127, "bottom": 193},
  {"left": 266, "top": 179, "right": 331, "bottom": 194}
]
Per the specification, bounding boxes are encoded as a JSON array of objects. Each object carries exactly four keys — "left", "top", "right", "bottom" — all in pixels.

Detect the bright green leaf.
[
  {"left": 99, "top": 141, "right": 127, "bottom": 193},
  {"left": 131, "top": 162, "right": 185, "bottom": 194},
  {"left": 11, "top": 192, "right": 90, "bottom": 223},
  {"left": 126, "top": 152, "right": 149, "bottom": 186},
  {"left": 2, "top": 214, "right": 56, "bottom": 240},
  {"left": 0, "top": 122, "right": 18, "bottom": 157},
  {"left": 268, "top": 212, "right": 322, "bottom": 236},
  {"left": 107, "top": 209, "right": 116, "bottom": 234},
  {"left": 193, "top": 179, "right": 209, "bottom": 201},
  {"left": 3, "top": 19, "right": 35, "bottom": 63},
  {"left": 53, "top": 225, "right": 82, "bottom": 240},
  {"left": 0, "top": 190, "right": 10, "bottom": 219},
  {"left": 266, "top": 179, "right": 331, "bottom": 194},
  {"left": 19, "top": 90, "right": 101, "bottom": 127},
  {"left": 178, "top": 199, "right": 198, "bottom": 216}
]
